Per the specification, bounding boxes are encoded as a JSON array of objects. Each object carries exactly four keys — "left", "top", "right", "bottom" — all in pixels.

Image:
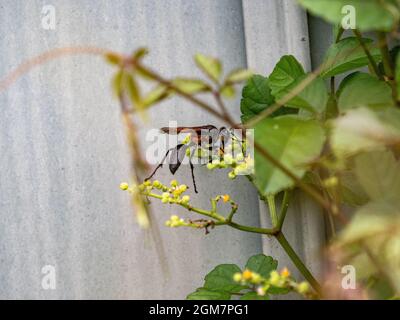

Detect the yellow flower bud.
[
  {"left": 181, "top": 195, "right": 190, "bottom": 204},
  {"left": 172, "top": 189, "right": 181, "bottom": 197},
  {"left": 218, "top": 161, "right": 226, "bottom": 168},
  {"left": 269, "top": 271, "right": 280, "bottom": 286},
  {"left": 119, "top": 182, "right": 129, "bottom": 190},
  {"left": 234, "top": 163, "right": 247, "bottom": 175},
  {"left": 222, "top": 194, "right": 230, "bottom": 203},
  {"left": 153, "top": 180, "right": 162, "bottom": 188},
  {"left": 233, "top": 273, "right": 242, "bottom": 282},
  {"left": 280, "top": 267, "right": 290, "bottom": 278},
  {"left": 182, "top": 134, "right": 191, "bottom": 145},
  {"left": 179, "top": 185, "right": 187, "bottom": 192},
  {"left": 242, "top": 269, "right": 253, "bottom": 281},
  {"left": 228, "top": 171, "right": 236, "bottom": 179},
  {"left": 144, "top": 180, "right": 151, "bottom": 186},
  {"left": 161, "top": 192, "right": 170, "bottom": 203},
  {"left": 207, "top": 163, "right": 216, "bottom": 170},
  {"left": 297, "top": 282, "right": 310, "bottom": 294},
  {"left": 251, "top": 273, "right": 261, "bottom": 284},
  {"left": 170, "top": 180, "right": 178, "bottom": 187}
]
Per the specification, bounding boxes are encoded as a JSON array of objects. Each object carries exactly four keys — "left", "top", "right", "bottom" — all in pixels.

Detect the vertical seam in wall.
[
  {"left": 239, "top": 0, "right": 264, "bottom": 252},
  {"left": 281, "top": 1, "right": 290, "bottom": 56},
  {"left": 302, "top": 14, "right": 313, "bottom": 70},
  {"left": 305, "top": 12, "right": 317, "bottom": 70},
  {"left": 239, "top": 0, "right": 249, "bottom": 69}
]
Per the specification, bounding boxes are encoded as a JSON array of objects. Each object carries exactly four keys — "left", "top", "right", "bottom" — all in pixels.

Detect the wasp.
[{"left": 145, "top": 125, "right": 246, "bottom": 193}]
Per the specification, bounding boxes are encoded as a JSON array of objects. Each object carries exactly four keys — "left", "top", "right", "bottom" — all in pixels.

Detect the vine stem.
[
  {"left": 277, "top": 190, "right": 291, "bottom": 230},
  {"left": 353, "top": 29, "right": 382, "bottom": 79},
  {"left": 267, "top": 194, "right": 278, "bottom": 227},
  {"left": 143, "top": 191, "right": 278, "bottom": 235},
  {"left": 265, "top": 193, "right": 321, "bottom": 294},
  {"left": 377, "top": 31, "right": 400, "bottom": 107},
  {"left": 275, "top": 231, "right": 322, "bottom": 295}
]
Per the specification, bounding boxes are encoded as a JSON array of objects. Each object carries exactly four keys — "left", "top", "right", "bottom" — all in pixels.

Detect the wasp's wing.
[{"left": 169, "top": 144, "right": 188, "bottom": 174}]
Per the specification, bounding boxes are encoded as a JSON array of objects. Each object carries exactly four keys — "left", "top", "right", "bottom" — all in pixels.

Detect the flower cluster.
[
  {"left": 233, "top": 267, "right": 311, "bottom": 297},
  {"left": 164, "top": 215, "right": 215, "bottom": 233},
  {"left": 206, "top": 152, "right": 254, "bottom": 179},
  {"left": 165, "top": 215, "right": 189, "bottom": 228},
  {"left": 159, "top": 180, "right": 190, "bottom": 205},
  {"left": 121, "top": 179, "right": 191, "bottom": 206},
  {"left": 120, "top": 179, "right": 236, "bottom": 234}
]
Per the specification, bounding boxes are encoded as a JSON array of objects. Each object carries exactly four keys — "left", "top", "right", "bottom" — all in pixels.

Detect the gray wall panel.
[
  {"left": 0, "top": 0, "right": 262, "bottom": 299},
  {"left": 0, "top": 0, "right": 324, "bottom": 299}
]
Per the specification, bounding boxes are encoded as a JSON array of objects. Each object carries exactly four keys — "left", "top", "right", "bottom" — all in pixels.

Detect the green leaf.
[
  {"left": 368, "top": 277, "right": 394, "bottom": 300},
  {"left": 240, "top": 292, "right": 269, "bottom": 300},
  {"left": 204, "top": 264, "right": 246, "bottom": 293},
  {"left": 142, "top": 85, "right": 170, "bottom": 108},
  {"left": 105, "top": 52, "right": 122, "bottom": 66},
  {"left": 245, "top": 254, "right": 278, "bottom": 278},
  {"left": 396, "top": 51, "right": 400, "bottom": 101},
  {"left": 298, "top": 0, "right": 398, "bottom": 32},
  {"left": 132, "top": 47, "right": 149, "bottom": 60},
  {"left": 339, "top": 170, "right": 369, "bottom": 206},
  {"left": 187, "top": 288, "right": 231, "bottom": 300},
  {"left": 220, "top": 85, "right": 236, "bottom": 98},
  {"left": 275, "top": 74, "right": 328, "bottom": 114},
  {"left": 254, "top": 116, "right": 326, "bottom": 195},
  {"left": 194, "top": 53, "right": 222, "bottom": 82},
  {"left": 226, "top": 69, "right": 253, "bottom": 84},
  {"left": 124, "top": 74, "right": 142, "bottom": 108},
  {"left": 269, "top": 55, "right": 305, "bottom": 96},
  {"left": 337, "top": 72, "right": 393, "bottom": 112},
  {"left": 354, "top": 150, "right": 400, "bottom": 201},
  {"left": 111, "top": 70, "right": 124, "bottom": 97},
  {"left": 339, "top": 200, "right": 400, "bottom": 248},
  {"left": 331, "top": 107, "right": 400, "bottom": 158},
  {"left": 339, "top": 199, "right": 400, "bottom": 293},
  {"left": 240, "top": 75, "right": 274, "bottom": 122},
  {"left": 240, "top": 75, "right": 298, "bottom": 123},
  {"left": 339, "top": 201, "right": 399, "bottom": 244},
  {"left": 321, "top": 37, "right": 381, "bottom": 78},
  {"left": 172, "top": 78, "right": 211, "bottom": 94}
]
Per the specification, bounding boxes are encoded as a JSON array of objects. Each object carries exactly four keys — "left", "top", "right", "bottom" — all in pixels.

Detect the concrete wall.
[{"left": 0, "top": 0, "right": 325, "bottom": 299}]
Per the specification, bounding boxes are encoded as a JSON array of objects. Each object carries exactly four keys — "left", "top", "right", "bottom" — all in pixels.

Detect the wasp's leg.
[
  {"left": 145, "top": 148, "right": 173, "bottom": 181},
  {"left": 189, "top": 156, "right": 198, "bottom": 193},
  {"left": 227, "top": 128, "right": 248, "bottom": 157}
]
